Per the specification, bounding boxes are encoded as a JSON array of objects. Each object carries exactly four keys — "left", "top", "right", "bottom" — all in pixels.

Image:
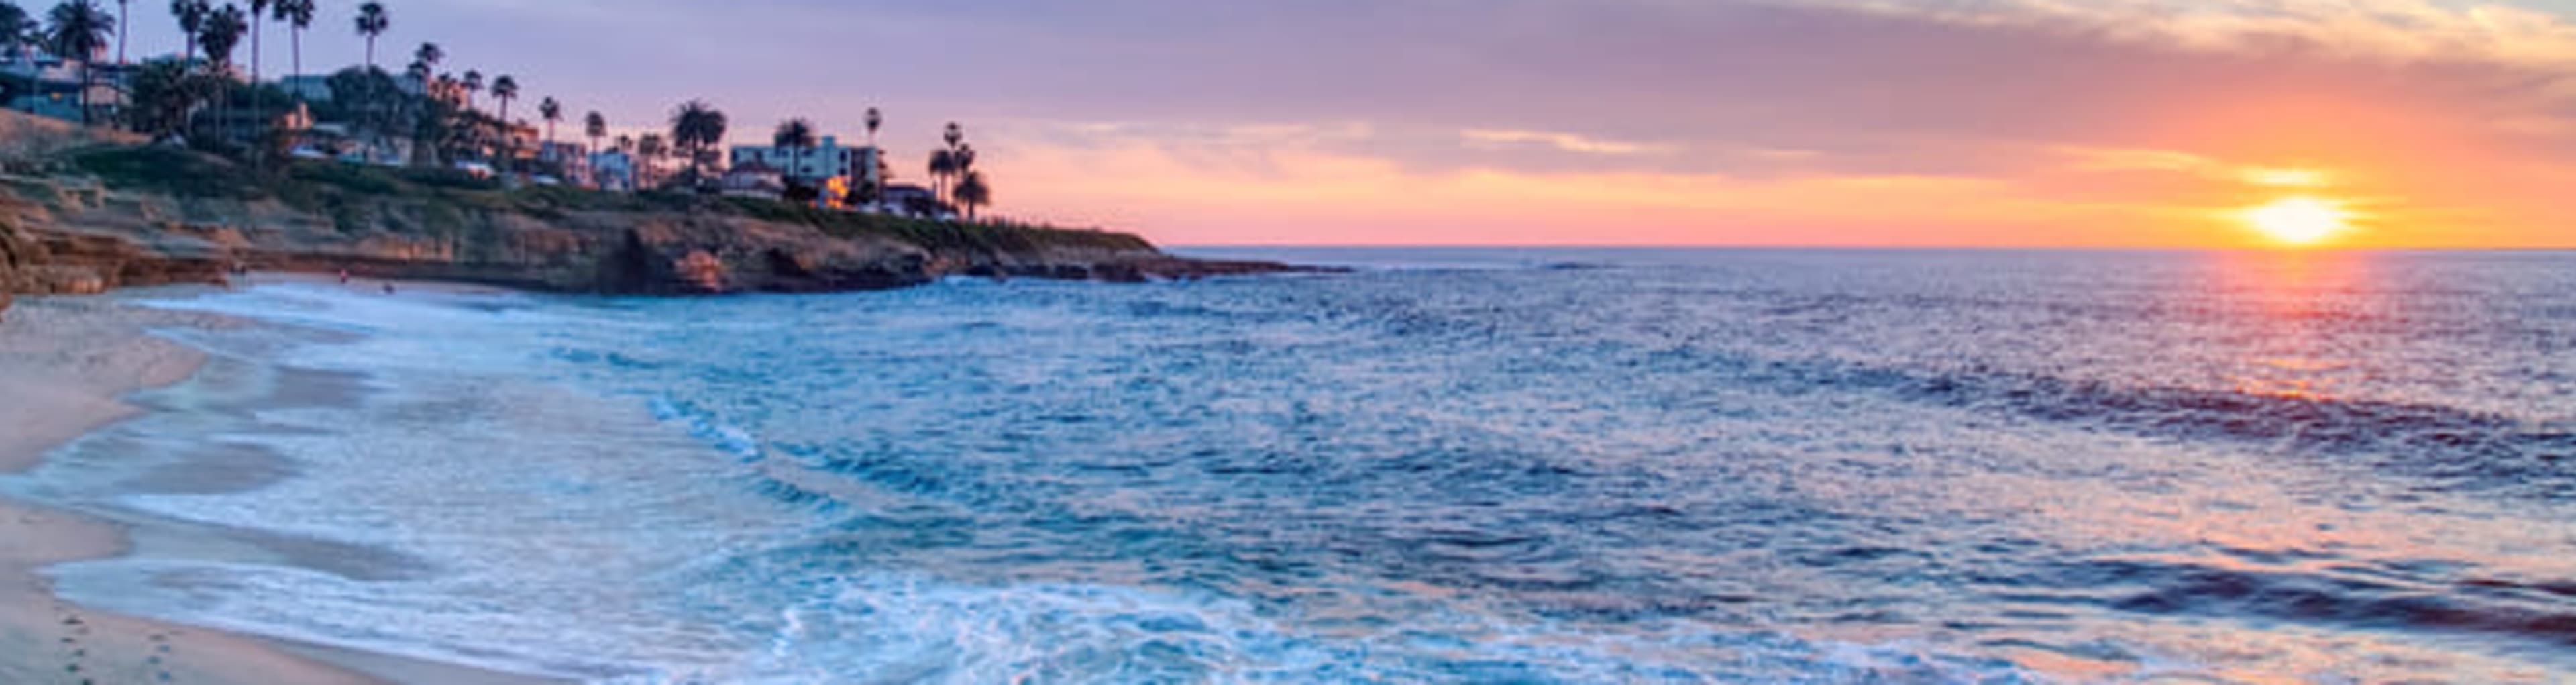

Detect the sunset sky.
[{"left": 119, "top": 0, "right": 2576, "bottom": 248}]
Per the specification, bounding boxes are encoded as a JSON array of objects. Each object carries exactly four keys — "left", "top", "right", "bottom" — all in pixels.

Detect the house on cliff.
[{"left": 720, "top": 161, "right": 786, "bottom": 198}]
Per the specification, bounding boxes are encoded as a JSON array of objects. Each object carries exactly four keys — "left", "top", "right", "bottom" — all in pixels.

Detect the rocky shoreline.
[{"left": 0, "top": 149, "right": 1327, "bottom": 314}]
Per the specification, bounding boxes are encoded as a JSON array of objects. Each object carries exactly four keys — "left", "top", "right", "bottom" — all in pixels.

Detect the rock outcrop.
[{"left": 0, "top": 144, "right": 1324, "bottom": 315}]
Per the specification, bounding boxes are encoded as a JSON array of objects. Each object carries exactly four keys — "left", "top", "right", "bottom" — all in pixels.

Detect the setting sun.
[{"left": 2243, "top": 197, "right": 2352, "bottom": 246}]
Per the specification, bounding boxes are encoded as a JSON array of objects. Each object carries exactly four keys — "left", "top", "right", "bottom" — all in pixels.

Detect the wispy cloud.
[
  {"left": 1460, "top": 129, "right": 1672, "bottom": 156},
  {"left": 2057, "top": 147, "right": 2335, "bottom": 188}
]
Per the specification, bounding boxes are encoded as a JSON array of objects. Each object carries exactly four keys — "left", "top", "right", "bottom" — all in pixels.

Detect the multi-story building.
[{"left": 727, "top": 135, "right": 880, "bottom": 188}]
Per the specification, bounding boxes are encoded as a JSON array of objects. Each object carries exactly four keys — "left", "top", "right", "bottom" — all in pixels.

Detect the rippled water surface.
[{"left": 10, "top": 249, "right": 2576, "bottom": 682}]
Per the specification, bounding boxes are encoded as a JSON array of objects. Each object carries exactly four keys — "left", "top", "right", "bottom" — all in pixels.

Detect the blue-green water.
[{"left": 9, "top": 249, "right": 2575, "bottom": 682}]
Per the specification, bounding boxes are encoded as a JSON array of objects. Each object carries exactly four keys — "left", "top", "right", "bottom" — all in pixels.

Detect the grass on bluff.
[{"left": 59, "top": 145, "right": 1152, "bottom": 254}]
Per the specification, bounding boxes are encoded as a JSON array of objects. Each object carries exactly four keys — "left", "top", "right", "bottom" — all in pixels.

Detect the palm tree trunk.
[
  {"left": 364, "top": 37, "right": 374, "bottom": 71},
  {"left": 116, "top": 1, "right": 127, "bottom": 64},
  {"left": 290, "top": 28, "right": 301, "bottom": 94}
]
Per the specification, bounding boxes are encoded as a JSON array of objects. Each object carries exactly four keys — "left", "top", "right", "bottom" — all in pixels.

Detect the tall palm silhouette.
[
  {"left": 273, "top": 0, "right": 310, "bottom": 93},
  {"left": 583, "top": 110, "right": 604, "bottom": 158},
  {"left": 667, "top": 99, "right": 724, "bottom": 186},
  {"left": 195, "top": 2, "right": 241, "bottom": 133},
  {"left": 353, "top": 2, "right": 385, "bottom": 70},
  {"left": 636, "top": 133, "right": 666, "bottom": 188},
  {"left": 926, "top": 148, "right": 955, "bottom": 205},
  {"left": 864, "top": 107, "right": 880, "bottom": 146},
  {"left": 411, "top": 42, "right": 439, "bottom": 78},
  {"left": 168, "top": 0, "right": 205, "bottom": 63},
  {"left": 245, "top": 0, "right": 266, "bottom": 107},
  {"left": 460, "top": 69, "right": 480, "bottom": 111},
  {"left": 490, "top": 74, "right": 515, "bottom": 121},
  {"left": 952, "top": 170, "right": 990, "bottom": 221},
  {"left": 44, "top": 1, "right": 112, "bottom": 125},
  {"left": 198, "top": 3, "right": 241, "bottom": 68},
  {"left": 537, "top": 95, "right": 559, "bottom": 158},
  {"left": 773, "top": 117, "right": 814, "bottom": 187}
]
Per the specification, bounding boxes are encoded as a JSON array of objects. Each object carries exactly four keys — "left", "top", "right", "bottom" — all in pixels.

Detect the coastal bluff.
[{"left": 0, "top": 127, "right": 1310, "bottom": 313}]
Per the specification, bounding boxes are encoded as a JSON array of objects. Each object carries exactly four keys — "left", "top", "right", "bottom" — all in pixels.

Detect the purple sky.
[{"left": 109, "top": 1, "right": 2576, "bottom": 246}]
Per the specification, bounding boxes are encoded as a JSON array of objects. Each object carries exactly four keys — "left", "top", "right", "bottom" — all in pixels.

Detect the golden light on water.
[{"left": 2241, "top": 197, "right": 2352, "bottom": 246}]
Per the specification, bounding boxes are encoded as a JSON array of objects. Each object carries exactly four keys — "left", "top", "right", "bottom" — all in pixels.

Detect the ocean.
[{"left": 6, "top": 248, "right": 2573, "bottom": 682}]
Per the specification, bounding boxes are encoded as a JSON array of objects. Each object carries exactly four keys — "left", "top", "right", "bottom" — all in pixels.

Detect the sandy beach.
[{"left": 0, "top": 292, "right": 555, "bottom": 685}]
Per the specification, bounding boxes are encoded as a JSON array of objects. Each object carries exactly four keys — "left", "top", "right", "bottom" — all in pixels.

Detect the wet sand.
[{"left": 0, "top": 293, "right": 560, "bottom": 684}]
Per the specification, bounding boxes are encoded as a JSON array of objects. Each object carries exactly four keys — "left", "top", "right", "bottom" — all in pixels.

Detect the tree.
[
  {"left": 934, "top": 121, "right": 967, "bottom": 202},
  {"left": 353, "top": 1, "right": 385, "bottom": 70},
  {"left": 489, "top": 74, "right": 514, "bottom": 122},
  {"left": 863, "top": 106, "right": 880, "bottom": 146},
  {"left": 926, "top": 148, "right": 955, "bottom": 203},
  {"left": 412, "top": 41, "right": 440, "bottom": 72},
  {"left": 537, "top": 95, "right": 559, "bottom": 154},
  {"left": 772, "top": 116, "right": 814, "bottom": 188},
  {"left": 123, "top": 56, "right": 207, "bottom": 137},
  {"left": 326, "top": 65, "right": 407, "bottom": 155},
  {"left": 273, "top": 0, "right": 310, "bottom": 94},
  {"left": 583, "top": 110, "right": 604, "bottom": 157},
  {"left": 194, "top": 2, "right": 241, "bottom": 136},
  {"left": 951, "top": 170, "right": 990, "bottom": 221},
  {"left": 666, "top": 99, "right": 724, "bottom": 187},
  {"left": 460, "top": 69, "right": 480, "bottom": 110},
  {"left": 168, "top": 0, "right": 205, "bottom": 63},
  {"left": 245, "top": 0, "right": 266, "bottom": 87},
  {"left": 0, "top": 1, "right": 34, "bottom": 113},
  {"left": 635, "top": 133, "right": 665, "bottom": 188},
  {"left": 45, "top": 1, "right": 113, "bottom": 125},
  {"left": 197, "top": 3, "right": 241, "bottom": 68}
]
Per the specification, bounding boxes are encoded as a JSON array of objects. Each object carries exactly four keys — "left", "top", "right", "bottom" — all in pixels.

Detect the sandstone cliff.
[{"left": 0, "top": 142, "right": 1307, "bottom": 313}]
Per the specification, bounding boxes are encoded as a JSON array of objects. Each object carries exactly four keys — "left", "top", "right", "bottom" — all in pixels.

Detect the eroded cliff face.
[{"left": 0, "top": 170, "right": 1301, "bottom": 313}]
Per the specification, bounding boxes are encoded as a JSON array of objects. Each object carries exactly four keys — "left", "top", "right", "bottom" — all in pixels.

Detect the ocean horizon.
[{"left": 5, "top": 248, "right": 2573, "bottom": 682}]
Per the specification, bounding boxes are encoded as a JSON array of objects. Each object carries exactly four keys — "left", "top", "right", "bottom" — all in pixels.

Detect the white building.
[
  {"left": 588, "top": 150, "right": 636, "bottom": 191},
  {"left": 728, "top": 135, "right": 879, "bottom": 187}
]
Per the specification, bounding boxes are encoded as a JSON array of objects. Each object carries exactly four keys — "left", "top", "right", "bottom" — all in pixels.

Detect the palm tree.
[
  {"left": 45, "top": 1, "right": 112, "bottom": 125},
  {"left": 460, "top": 69, "right": 480, "bottom": 110},
  {"left": 245, "top": 0, "right": 266, "bottom": 85},
  {"left": 108, "top": 0, "right": 117, "bottom": 63},
  {"left": 353, "top": 1, "right": 385, "bottom": 70},
  {"left": 667, "top": 99, "right": 724, "bottom": 185},
  {"left": 926, "top": 148, "right": 955, "bottom": 203},
  {"left": 863, "top": 106, "right": 880, "bottom": 146},
  {"left": 536, "top": 95, "right": 558, "bottom": 154},
  {"left": 0, "top": 2, "right": 35, "bottom": 114},
  {"left": 168, "top": 0, "right": 205, "bottom": 63},
  {"left": 491, "top": 75, "right": 517, "bottom": 121},
  {"left": 583, "top": 110, "right": 604, "bottom": 155},
  {"left": 412, "top": 41, "right": 439, "bottom": 72},
  {"left": 772, "top": 117, "right": 814, "bottom": 187},
  {"left": 197, "top": 3, "right": 240, "bottom": 68},
  {"left": 635, "top": 133, "right": 665, "bottom": 188},
  {"left": 936, "top": 121, "right": 967, "bottom": 202},
  {"left": 195, "top": 1, "right": 241, "bottom": 134},
  {"left": 273, "top": 0, "right": 310, "bottom": 93},
  {"left": 952, "top": 170, "right": 990, "bottom": 221}
]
